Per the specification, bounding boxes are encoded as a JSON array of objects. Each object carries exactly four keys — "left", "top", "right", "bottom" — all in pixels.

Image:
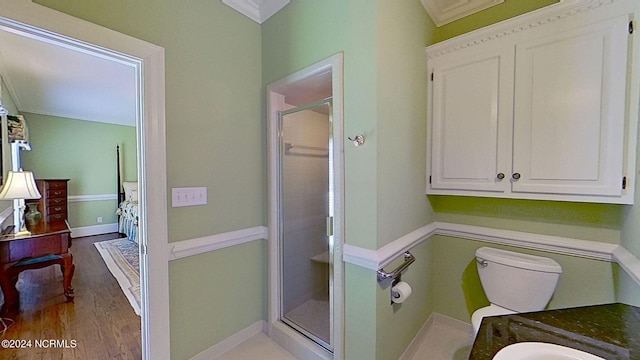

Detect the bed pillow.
[{"left": 122, "top": 181, "right": 138, "bottom": 202}]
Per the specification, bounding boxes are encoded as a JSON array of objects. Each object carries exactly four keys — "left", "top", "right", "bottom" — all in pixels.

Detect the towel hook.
[{"left": 348, "top": 134, "right": 365, "bottom": 147}]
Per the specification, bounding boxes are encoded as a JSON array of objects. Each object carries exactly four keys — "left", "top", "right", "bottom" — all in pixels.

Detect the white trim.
[
  {"left": 266, "top": 53, "right": 345, "bottom": 360},
  {"left": 343, "top": 221, "right": 640, "bottom": 288},
  {"left": 434, "top": 222, "right": 617, "bottom": 261},
  {"left": 68, "top": 194, "right": 118, "bottom": 202},
  {"left": 221, "top": 0, "right": 289, "bottom": 24},
  {"left": 421, "top": 0, "right": 504, "bottom": 27},
  {"left": 189, "top": 320, "right": 267, "bottom": 360},
  {"left": 168, "top": 226, "right": 267, "bottom": 261},
  {"left": 612, "top": 246, "right": 640, "bottom": 285},
  {"left": 0, "top": 2, "right": 171, "bottom": 359},
  {"left": 71, "top": 222, "right": 118, "bottom": 238},
  {"left": 344, "top": 221, "right": 619, "bottom": 272},
  {"left": 426, "top": 0, "right": 617, "bottom": 59}
]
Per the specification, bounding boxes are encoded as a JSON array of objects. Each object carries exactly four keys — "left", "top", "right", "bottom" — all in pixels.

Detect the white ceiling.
[{"left": 0, "top": 28, "right": 137, "bottom": 127}]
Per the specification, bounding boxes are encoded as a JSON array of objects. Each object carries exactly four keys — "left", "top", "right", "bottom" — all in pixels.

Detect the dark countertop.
[{"left": 469, "top": 303, "right": 640, "bottom": 360}]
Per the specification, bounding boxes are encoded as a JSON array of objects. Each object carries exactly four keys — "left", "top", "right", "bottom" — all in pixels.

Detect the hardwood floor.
[{"left": 1, "top": 233, "right": 141, "bottom": 359}]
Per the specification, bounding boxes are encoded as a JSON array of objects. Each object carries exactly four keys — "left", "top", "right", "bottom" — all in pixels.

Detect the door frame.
[
  {"left": 266, "top": 53, "right": 344, "bottom": 360},
  {"left": 0, "top": 1, "right": 170, "bottom": 359}
]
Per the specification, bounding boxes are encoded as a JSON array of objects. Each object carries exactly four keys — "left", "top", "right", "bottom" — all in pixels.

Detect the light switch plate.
[{"left": 172, "top": 187, "right": 207, "bottom": 207}]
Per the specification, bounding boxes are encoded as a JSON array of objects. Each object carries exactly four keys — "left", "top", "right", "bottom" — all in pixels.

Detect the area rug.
[{"left": 94, "top": 238, "right": 141, "bottom": 316}]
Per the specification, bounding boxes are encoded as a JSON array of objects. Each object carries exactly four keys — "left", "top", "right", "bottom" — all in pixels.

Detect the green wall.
[
  {"left": 33, "top": 0, "right": 265, "bottom": 359},
  {"left": 22, "top": 0, "right": 640, "bottom": 359},
  {"left": 21, "top": 112, "right": 136, "bottom": 228},
  {"left": 263, "top": 0, "right": 381, "bottom": 251},
  {"left": 264, "top": 1, "right": 436, "bottom": 359}
]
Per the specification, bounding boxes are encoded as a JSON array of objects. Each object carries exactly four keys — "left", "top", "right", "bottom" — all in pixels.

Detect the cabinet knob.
[
  {"left": 512, "top": 173, "right": 521, "bottom": 180},
  {"left": 496, "top": 173, "right": 505, "bottom": 180}
]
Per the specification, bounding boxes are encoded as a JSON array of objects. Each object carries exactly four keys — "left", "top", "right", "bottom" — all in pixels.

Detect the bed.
[
  {"left": 115, "top": 145, "right": 139, "bottom": 243},
  {"left": 116, "top": 181, "right": 138, "bottom": 243}
]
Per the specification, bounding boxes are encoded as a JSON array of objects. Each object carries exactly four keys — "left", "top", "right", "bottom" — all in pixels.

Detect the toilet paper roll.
[{"left": 391, "top": 281, "right": 412, "bottom": 304}]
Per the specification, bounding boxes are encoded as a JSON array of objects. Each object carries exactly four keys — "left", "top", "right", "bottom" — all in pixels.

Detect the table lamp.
[{"left": 0, "top": 169, "right": 42, "bottom": 236}]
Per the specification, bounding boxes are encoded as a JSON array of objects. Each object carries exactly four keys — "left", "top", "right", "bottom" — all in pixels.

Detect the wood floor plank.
[{"left": 0, "top": 233, "right": 141, "bottom": 359}]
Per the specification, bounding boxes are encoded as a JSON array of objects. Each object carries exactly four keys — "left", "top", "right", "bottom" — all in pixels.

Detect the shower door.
[{"left": 279, "top": 98, "right": 334, "bottom": 352}]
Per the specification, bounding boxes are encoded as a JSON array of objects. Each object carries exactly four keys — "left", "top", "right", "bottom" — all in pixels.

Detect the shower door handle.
[{"left": 326, "top": 216, "right": 334, "bottom": 237}]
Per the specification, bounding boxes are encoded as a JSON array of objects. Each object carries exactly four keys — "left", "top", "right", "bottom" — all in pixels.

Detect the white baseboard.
[
  {"left": 189, "top": 320, "right": 266, "bottom": 360},
  {"left": 71, "top": 223, "right": 118, "bottom": 238},
  {"left": 399, "top": 312, "right": 472, "bottom": 360}
]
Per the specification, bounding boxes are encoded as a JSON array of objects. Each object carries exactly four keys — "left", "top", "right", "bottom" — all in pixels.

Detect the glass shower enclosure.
[{"left": 278, "top": 98, "right": 334, "bottom": 352}]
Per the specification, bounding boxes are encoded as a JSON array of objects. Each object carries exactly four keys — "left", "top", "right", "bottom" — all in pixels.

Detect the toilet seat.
[{"left": 471, "top": 304, "right": 517, "bottom": 334}]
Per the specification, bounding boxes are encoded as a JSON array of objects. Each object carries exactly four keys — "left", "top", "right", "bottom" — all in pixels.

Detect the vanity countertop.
[{"left": 469, "top": 303, "right": 640, "bottom": 360}]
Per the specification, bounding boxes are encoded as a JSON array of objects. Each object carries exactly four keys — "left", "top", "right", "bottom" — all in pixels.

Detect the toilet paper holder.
[{"left": 376, "top": 251, "right": 415, "bottom": 284}]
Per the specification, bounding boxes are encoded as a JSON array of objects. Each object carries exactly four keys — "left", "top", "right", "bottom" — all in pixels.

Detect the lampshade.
[{"left": 0, "top": 170, "right": 41, "bottom": 200}]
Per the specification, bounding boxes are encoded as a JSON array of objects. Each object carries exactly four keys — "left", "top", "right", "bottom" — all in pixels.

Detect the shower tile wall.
[{"left": 282, "top": 108, "right": 330, "bottom": 314}]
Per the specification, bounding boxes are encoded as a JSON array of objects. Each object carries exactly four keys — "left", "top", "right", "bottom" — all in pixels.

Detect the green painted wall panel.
[
  {"left": 376, "top": 0, "right": 435, "bottom": 248},
  {"left": 431, "top": 196, "right": 623, "bottom": 243},
  {"left": 169, "top": 240, "right": 266, "bottom": 360},
  {"left": 20, "top": 112, "right": 136, "bottom": 228},
  {"left": 344, "top": 263, "right": 377, "bottom": 360}
]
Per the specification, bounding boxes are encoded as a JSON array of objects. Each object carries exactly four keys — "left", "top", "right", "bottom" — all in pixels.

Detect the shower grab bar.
[{"left": 377, "top": 251, "right": 415, "bottom": 282}]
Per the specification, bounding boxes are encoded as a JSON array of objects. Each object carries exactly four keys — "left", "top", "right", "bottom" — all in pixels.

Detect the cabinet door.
[
  {"left": 429, "top": 47, "right": 513, "bottom": 192},
  {"left": 512, "top": 16, "right": 629, "bottom": 197}
]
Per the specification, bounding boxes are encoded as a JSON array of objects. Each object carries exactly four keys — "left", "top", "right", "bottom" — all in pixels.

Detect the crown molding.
[
  {"left": 426, "top": 0, "right": 619, "bottom": 59},
  {"left": 421, "top": 0, "right": 504, "bottom": 27},
  {"left": 222, "top": 0, "right": 290, "bottom": 24}
]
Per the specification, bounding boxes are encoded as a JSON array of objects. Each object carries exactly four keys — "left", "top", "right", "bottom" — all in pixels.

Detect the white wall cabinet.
[
  {"left": 426, "top": 1, "right": 638, "bottom": 204},
  {"left": 430, "top": 46, "right": 513, "bottom": 193}
]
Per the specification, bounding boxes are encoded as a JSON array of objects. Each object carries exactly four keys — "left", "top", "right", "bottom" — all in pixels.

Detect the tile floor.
[{"left": 213, "top": 315, "right": 474, "bottom": 360}]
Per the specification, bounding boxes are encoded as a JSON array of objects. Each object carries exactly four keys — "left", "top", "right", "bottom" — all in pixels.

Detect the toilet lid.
[{"left": 472, "top": 304, "right": 517, "bottom": 334}]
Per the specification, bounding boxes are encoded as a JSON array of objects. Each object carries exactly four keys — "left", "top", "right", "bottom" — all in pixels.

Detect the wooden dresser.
[{"left": 33, "top": 179, "right": 70, "bottom": 223}]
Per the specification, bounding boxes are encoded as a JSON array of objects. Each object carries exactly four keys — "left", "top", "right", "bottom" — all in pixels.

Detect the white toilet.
[{"left": 471, "top": 247, "right": 563, "bottom": 334}]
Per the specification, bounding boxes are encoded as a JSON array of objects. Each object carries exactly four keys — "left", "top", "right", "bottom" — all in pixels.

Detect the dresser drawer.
[
  {"left": 47, "top": 204, "right": 67, "bottom": 215},
  {"left": 35, "top": 179, "right": 70, "bottom": 224},
  {"left": 47, "top": 213, "right": 66, "bottom": 223},
  {"left": 45, "top": 181, "right": 67, "bottom": 191},
  {"left": 48, "top": 197, "right": 66, "bottom": 206},
  {"left": 46, "top": 189, "right": 67, "bottom": 199}
]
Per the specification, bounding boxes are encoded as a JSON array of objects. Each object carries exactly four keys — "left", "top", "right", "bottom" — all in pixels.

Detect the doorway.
[
  {"left": 279, "top": 98, "right": 333, "bottom": 350},
  {"left": 267, "top": 54, "right": 344, "bottom": 360},
  {"left": 0, "top": 4, "right": 169, "bottom": 359}
]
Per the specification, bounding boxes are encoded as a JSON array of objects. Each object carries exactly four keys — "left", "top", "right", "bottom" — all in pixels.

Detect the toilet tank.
[{"left": 476, "top": 247, "right": 562, "bottom": 313}]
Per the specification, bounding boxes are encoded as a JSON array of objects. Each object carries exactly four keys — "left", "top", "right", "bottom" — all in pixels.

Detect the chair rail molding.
[
  {"left": 343, "top": 221, "right": 640, "bottom": 288},
  {"left": 222, "top": 0, "right": 290, "bottom": 24},
  {"left": 164, "top": 221, "right": 640, "bottom": 288},
  {"left": 168, "top": 225, "right": 268, "bottom": 261}
]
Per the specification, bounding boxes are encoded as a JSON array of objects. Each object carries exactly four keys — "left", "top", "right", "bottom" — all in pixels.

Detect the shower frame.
[{"left": 266, "top": 53, "right": 344, "bottom": 360}]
